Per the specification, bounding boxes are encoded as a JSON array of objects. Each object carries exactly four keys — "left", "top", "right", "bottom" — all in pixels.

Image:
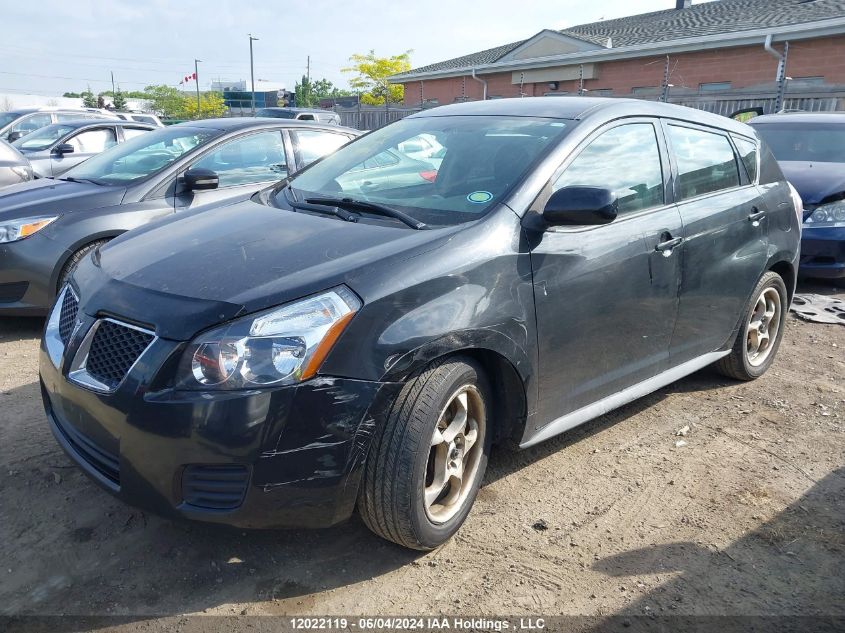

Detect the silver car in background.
[
  {"left": 13, "top": 120, "right": 156, "bottom": 178},
  {"left": 0, "top": 140, "right": 34, "bottom": 188},
  {"left": 0, "top": 107, "right": 118, "bottom": 143}
]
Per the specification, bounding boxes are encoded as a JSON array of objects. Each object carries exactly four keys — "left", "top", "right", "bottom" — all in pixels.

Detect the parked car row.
[{"left": 0, "top": 96, "right": 835, "bottom": 551}]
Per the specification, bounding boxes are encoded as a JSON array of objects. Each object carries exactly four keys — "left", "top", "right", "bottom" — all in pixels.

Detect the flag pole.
[{"left": 194, "top": 59, "right": 202, "bottom": 119}]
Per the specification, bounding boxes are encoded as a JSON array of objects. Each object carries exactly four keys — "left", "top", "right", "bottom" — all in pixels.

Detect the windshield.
[
  {"left": 256, "top": 108, "right": 295, "bottom": 119},
  {"left": 13, "top": 124, "right": 78, "bottom": 151},
  {"left": 64, "top": 125, "right": 219, "bottom": 185},
  {"left": 0, "top": 112, "right": 23, "bottom": 129},
  {"left": 753, "top": 123, "right": 845, "bottom": 163},
  {"left": 282, "top": 115, "right": 571, "bottom": 226}
]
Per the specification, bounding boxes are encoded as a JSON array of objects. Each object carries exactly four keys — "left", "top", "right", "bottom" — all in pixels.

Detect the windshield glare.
[
  {"left": 13, "top": 124, "right": 77, "bottom": 151},
  {"left": 283, "top": 115, "right": 570, "bottom": 225},
  {"left": 64, "top": 126, "right": 219, "bottom": 185},
  {"left": 753, "top": 123, "right": 845, "bottom": 163}
]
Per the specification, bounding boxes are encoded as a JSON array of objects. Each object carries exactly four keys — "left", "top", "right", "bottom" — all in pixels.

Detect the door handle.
[
  {"left": 655, "top": 235, "right": 684, "bottom": 253},
  {"left": 748, "top": 208, "right": 766, "bottom": 223}
]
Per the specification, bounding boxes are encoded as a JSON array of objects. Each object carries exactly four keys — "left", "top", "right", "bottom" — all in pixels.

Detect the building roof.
[{"left": 398, "top": 0, "right": 845, "bottom": 78}]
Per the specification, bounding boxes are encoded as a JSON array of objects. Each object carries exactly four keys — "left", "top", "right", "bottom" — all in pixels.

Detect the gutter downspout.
[
  {"left": 471, "top": 68, "right": 488, "bottom": 100},
  {"left": 764, "top": 33, "right": 789, "bottom": 113}
]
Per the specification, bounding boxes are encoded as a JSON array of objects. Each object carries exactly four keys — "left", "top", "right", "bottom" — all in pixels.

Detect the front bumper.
[
  {"left": 0, "top": 233, "right": 68, "bottom": 315},
  {"left": 39, "top": 328, "right": 400, "bottom": 529},
  {"left": 799, "top": 226, "right": 845, "bottom": 279}
]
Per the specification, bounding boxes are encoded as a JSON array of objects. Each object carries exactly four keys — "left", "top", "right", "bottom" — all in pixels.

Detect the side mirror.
[
  {"left": 7, "top": 131, "right": 26, "bottom": 143},
  {"left": 54, "top": 143, "right": 75, "bottom": 155},
  {"left": 183, "top": 167, "right": 219, "bottom": 191},
  {"left": 542, "top": 186, "right": 618, "bottom": 226}
]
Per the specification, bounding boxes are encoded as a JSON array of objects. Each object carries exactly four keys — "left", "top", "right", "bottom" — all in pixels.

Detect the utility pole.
[
  {"left": 307, "top": 55, "right": 310, "bottom": 83},
  {"left": 306, "top": 55, "right": 311, "bottom": 107},
  {"left": 194, "top": 59, "right": 202, "bottom": 118},
  {"left": 110, "top": 71, "right": 115, "bottom": 100},
  {"left": 249, "top": 34, "right": 259, "bottom": 116}
]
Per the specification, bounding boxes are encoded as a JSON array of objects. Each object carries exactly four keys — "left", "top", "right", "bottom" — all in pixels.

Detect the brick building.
[{"left": 391, "top": 0, "right": 845, "bottom": 111}]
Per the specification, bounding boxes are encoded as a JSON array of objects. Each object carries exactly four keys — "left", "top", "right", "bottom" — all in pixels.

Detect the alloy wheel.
[
  {"left": 424, "top": 385, "right": 486, "bottom": 524},
  {"left": 745, "top": 286, "right": 782, "bottom": 367}
]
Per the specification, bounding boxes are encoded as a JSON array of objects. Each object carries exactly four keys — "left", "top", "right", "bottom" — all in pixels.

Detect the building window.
[
  {"left": 631, "top": 86, "right": 658, "bottom": 95},
  {"left": 543, "top": 91, "right": 570, "bottom": 97},
  {"left": 590, "top": 88, "right": 613, "bottom": 96},
  {"left": 699, "top": 82, "right": 732, "bottom": 93}
]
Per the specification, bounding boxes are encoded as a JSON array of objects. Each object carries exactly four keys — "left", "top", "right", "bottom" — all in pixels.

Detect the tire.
[
  {"left": 57, "top": 239, "right": 110, "bottom": 291},
  {"left": 716, "top": 271, "right": 788, "bottom": 381},
  {"left": 358, "top": 356, "right": 492, "bottom": 550}
]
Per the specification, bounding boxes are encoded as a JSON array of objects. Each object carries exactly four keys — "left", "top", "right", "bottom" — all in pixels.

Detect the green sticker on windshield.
[{"left": 467, "top": 191, "right": 493, "bottom": 204}]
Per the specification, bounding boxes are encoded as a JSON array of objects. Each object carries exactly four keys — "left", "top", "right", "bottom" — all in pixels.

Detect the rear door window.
[
  {"left": 12, "top": 113, "right": 51, "bottom": 134},
  {"left": 666, "top": 125, "right": 740, "bottom": 201},
  {"left": 290, "top": 130, "right": 351, "bottom": 168},
  {"left": 553, "top": 122, "right": 665, "bottom": 215}
]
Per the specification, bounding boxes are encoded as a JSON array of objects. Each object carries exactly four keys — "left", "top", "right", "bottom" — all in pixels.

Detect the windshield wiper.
[
  {"left": 305, "top": 196, "right": 427, "bottom": 230},
  {"left": 281, "top": 186, "right": 357, "bottom": 222},
  {"left": 60, "top": 176, "right": 101, "bottom": 185}
]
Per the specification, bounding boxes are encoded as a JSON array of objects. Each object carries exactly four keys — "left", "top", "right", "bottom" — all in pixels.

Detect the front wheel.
[
  {"left": 358, "top": 357, "right": 492, "bottom": 550},
  {"left": 716, "top": 271, "right": 788, "bottom": 380}
]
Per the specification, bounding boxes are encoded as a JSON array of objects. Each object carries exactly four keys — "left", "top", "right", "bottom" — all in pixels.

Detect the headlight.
[
  {"left": 176, "top": 287, "right": 361, "bottom": 390},
  {"left": 0, "top": 215, "right": 57, "bottom": 243},
  {"left": 805, "top": 200, "right": 845, "bottom": 227}
]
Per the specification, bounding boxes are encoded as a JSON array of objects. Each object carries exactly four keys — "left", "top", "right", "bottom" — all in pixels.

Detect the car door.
[
  {"left": 289, "top": 128, "right": 354, "bottom": 171},
  {"left": 528, "top": 119, "right": 684, "bottom": 426},
  {"left": 6, "top": 112, "right": 52, "bottom": 141},
  {"left": 52, "top": 126, "right": 118, "bottom": 176},
  {"left": 662, "top": 121, "right": 769, "bottom": 364},
  {"left": 173, "top": 129, "right": 290, "bottom": 212}
]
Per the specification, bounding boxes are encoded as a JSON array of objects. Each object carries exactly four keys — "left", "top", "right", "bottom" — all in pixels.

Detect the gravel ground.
[{"left": 0, "top": 281, "right": 843, "bottom": 623}]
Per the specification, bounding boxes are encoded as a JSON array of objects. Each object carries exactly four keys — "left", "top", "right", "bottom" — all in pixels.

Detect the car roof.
[
  {"left": 409, "top": 96, "right": 753, "bottom": 136},
  {"left": 257, "top": 107, "right": 333, "bottom": 115},
  {"left": 36, "top": 119, "right": 156, "bottom": 130},
  {"left": 749, "top": 112, "right": 845, "bottom": 125},
  {"left": 176, "top": 117, "right": 358, "bottom": 135}
]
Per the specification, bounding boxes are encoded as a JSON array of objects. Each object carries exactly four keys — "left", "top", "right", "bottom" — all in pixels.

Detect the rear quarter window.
[{"left": 732, "top": 135, "right": 758, "bottom": 183}]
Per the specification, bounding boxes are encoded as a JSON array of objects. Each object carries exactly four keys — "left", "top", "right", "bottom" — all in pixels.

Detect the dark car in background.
[
  {"left": 40, "top": 98, "right": 800, "bottom": 550},
  {"left": 750, "top": 112, "right": 845, "bottom": 285},
  {"left": 0, "top": 118, "right": 357, "bottom": 314},
  {"left": 0, "top": 140, "right": 34, "bottom": 189},
  {"left": 13, "top": 120, "right": 157, "bottom": 178},
  {"left": 0, "top": 107, "right": 118, "bottom": 143},
  {"left": 256, "top": 107, "right": 341, "bottom": 125}
]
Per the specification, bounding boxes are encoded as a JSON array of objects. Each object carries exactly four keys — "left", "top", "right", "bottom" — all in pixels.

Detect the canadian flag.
[{"left": 179, "top": 72, "right": 197, "bottom": 85}]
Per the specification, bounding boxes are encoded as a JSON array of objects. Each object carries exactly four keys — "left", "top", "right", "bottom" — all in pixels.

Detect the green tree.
[
  {"left": 294, "top": 75, "right": 315, "bottom": 107},
  {"left": 62, "top": 91, "right": 81, "bottom": 98},
  {"left": 342, "top": 50, "right": 411, "bottom": 105},
  {"left": 112, "top": 88, "right": 127, "bottom": 111},
  {"left": 143, "top": 84, "right": 187, "bottom": 118},
  {"left": 81, "top": 85, "right": 97, "bottom": 108},
  {"left": 181, "top": 92, "right": 227, "bottom": 119}
]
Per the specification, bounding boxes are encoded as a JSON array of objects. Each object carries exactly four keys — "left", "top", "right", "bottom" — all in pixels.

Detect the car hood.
[
  {"left": 0, "top": 178, "right": 126, "bottom": 221},
  {"left": 77, "top": 198, "right": 458, "bottom": 340},
  {"left": 779, "top": 161, "right": 845, "bottom": 206}
]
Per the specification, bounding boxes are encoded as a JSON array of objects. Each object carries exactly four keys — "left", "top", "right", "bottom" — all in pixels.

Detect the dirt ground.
[{"left": 1, "top": 281, "right": 843, "bottom": 624}]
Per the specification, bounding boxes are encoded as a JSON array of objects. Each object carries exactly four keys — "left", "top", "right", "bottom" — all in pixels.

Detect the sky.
[{"left": 0, "top": 0, "right": 693, "bottom": 97}]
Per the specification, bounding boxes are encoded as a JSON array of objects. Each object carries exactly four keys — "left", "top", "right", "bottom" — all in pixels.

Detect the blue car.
[{"left": 750, "top": 112, "right": 845, "bottom": 286}]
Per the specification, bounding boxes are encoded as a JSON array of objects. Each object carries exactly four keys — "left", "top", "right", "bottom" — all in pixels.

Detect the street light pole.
[
  {"left": 194, "top": 59, "right": 202, "bottom": 118},
  {"left": 248, "top": 34, "right": 259, "bottom": 116}
]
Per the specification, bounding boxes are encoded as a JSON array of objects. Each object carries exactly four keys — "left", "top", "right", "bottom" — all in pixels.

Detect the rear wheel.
[
  {"left": 57, "top": 239, "right": 110, "bottom": 291},
  {"left": 716, "top": 271, "right": 787, "bottom": 380},
  {"left": 358, "top": 357, "right": 491, "bottom": 550}
]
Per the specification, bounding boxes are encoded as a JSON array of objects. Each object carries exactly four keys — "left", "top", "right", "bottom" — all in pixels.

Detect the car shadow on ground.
[
  {"left": 0, "top": 316, "right": 43, "bottom": 344},
  {"left": 589, "top": 467, "right": 845, "bottom": 631}
]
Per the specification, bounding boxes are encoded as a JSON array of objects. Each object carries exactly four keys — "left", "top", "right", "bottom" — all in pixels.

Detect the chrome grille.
[
  {"left": 82, "top": 320, "right": 154, "bottom": 390},
  {"left": 58, "top": 287, "right": 79, "bottom": 345}
]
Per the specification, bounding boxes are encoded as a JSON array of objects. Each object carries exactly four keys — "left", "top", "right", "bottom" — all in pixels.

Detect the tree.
[
  {"left": 143, "top": 84, "right": 186, "bottom": 119},
  {"left": 63, "top": 92, "right": 81, "bottom": 98},
  {"left": 112, "top": 88, "right": 127, "bottom": 111},
  {"left": 342, "top": 50, "right": 412, "bottom": 105},
  {"left": 294, "top": 75, "right": 315, "bottom": 108},
  {"left": 81, "top": 85, "right": 97, "bottom": 108},
  {"left": 181, "top": 92, "right": 227, "bottom": 119}
]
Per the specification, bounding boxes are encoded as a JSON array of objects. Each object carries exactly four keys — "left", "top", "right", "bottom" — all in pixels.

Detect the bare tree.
[{"left": 0, "top": 96, "right": 14, "bottom": 112}]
